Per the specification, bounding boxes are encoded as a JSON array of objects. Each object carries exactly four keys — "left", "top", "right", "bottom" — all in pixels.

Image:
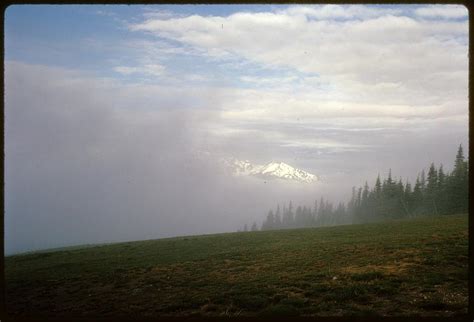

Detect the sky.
[{"left": 4, "top": 5, "right": 469, "bottom": 254}]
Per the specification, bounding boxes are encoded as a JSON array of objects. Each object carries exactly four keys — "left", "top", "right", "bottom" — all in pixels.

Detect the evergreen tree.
[
  {"left": 274, "top": 205, "right": 282, "bottom": 229},
  {"left": 334, "top": 202, "right": 346, "bottom": 224},
  {"left": 437, "top": 166, "right": 447, "bottom": 214},
  {"left": 357, "top": 181, "right": 370, "bottom": 222},
  {"left": 420, "top": 169, "right": 426, "bottom": 192},
  {"left": 387, "top": 169, "right": 393, "bottom": 185},
  {"left": 326, "top": 202, "right": 334, "bottom": 225},
  {"left": 288, "top": 201, "right": 294, "bottom": 228},
  {"left": 266, "top": 209, "right": 275, "bottom": 230},
  {"left": 282, "top": 203, "right": 289, "bottom": 228},
  {"left": 375, "top": 174, "right": 382, "bottom": 196},
  {"left": 348, "top": 187, "right": 356, "bottom": 218},
  {"left": 412, "top": 176, "right": 423, "bottom": 216},
  {"left": 295, "top": 206, "right": 303, "bottom": 228},
  {"left": 362, "top": 182, "right": 369, "bottom": 205},
  {"left": 404, "top": 180, "right": 413, "bottom": 217},
  {"left": 381, "top": 169, "right": 400, "bottom": 219},
  {"left": 316, "top": 197, "right": 325, "bottom": 226},
  {"left": 356, "top": 187, "right": 362, "bottom": 208},
  {"left": 426, "top": 163, "right": 439, "bottom": 215},
  {"left": 446, "top": 144, "right": 468, "bottom": 214},
  {"left": 251, "top": 222, "right": 258, "bottom": 231},
  {"left": 397, "top": 178, "right": 408, "bottom": 218},
  {"left": 397, "top": 178, "right": 404, "bottom": 195},
  {"left": 426, "top": 163, "right": 438, "bottom": 193},
  {"left": 438, "top": 165, "right": 445, "bottom": 189},
  {"left": 312, "top": 200, "right": 318, "bottom": 226},
  {"left": 302, "top": 206, "right": 312, "bottom": 227}
]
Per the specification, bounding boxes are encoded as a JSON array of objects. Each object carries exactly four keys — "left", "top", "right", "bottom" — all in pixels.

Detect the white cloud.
[
  {"left": 128, "top": 6, "right": 467, "bottom": 102},
  {"left": 124, "top": 38, "right": 192, "bottom": 57},
  {"left": 279, "top": 5, "right": 402, "bottom": 19},
  {"left": 11, "top": 5, "right": 471, "bottom": 167},
  {"left": 415, "top": 5, "right": 468, "bottom": 19},
  {"left": 113, "top": 66, "right": 140, "bottom": 75},
  {"left": 95, "top": 10, "right": 117, "bottom": 17},
  {"left": 113, "top": 63, "right": 165, "bottom": 77},
  {"left": 144, "top": 64, "right": 166, "bottom": 76},
  {"left": 142, "top": 8, "right": 177, "bottom": 19},
  {"left": 125, "top": 5, "right": 468, "bottom": 145},
  {"left": 240, "top": 75, "right": 298, "bottom": 87}
]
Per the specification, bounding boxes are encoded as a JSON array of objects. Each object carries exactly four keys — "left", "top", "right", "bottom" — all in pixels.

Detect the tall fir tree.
[
  {"left": 403, "top": 180, "right": 413, "bottom": 217},
  {"left": 375, "top": 174, "right": 382, "bottom": 196},
  {"left": 312, "top": 200, "right": 318, "bottom": 225},
  {"left": 447, "top": 144, "right": 468, "bottom": 214},
  {"left": 251, "top": 222, "right": 258, "bottom": 231},
  {"left": 274, "top": 205, "right": 282, "bottom": 229},
  {"left": 412, "top": 176, "right": 424, "bottom": 216},
  {"left": 420, "top": 169, "right": 426, "bottom": 192},
  {"left": 426, "top": 163, "right": 439, "bottom": 215}
]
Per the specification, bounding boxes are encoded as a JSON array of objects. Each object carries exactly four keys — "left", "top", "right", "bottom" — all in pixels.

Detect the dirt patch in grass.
[{"left": 342, "top": 262, "right": 416, "bottom": 276}]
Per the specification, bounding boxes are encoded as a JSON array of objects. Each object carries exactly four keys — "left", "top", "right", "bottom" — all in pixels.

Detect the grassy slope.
[{"left": 5, "top": 214, "right": 468, "bottom": 317}]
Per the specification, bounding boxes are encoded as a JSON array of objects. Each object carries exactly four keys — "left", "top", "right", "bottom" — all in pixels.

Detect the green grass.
[{"left": 5, "top": 214, "right": 468, "bottom": 317}]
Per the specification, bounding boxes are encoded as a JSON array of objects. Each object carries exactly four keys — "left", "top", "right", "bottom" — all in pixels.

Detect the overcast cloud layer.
[{"left": 5, "top": 5, "right": 469, "bottom": 254}]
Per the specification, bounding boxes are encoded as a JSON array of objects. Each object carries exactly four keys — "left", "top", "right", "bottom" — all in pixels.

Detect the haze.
[{"left": 4, "top": 5, "right": 468, "bottom": 254}]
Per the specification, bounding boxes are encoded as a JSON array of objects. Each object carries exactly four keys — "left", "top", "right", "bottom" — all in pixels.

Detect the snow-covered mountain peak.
[
  {"left": 221, "top": 158, "right": 319, "bottom": 183},
  {"left": 261, "top": 161, "right": 293, "bottom": 173}
]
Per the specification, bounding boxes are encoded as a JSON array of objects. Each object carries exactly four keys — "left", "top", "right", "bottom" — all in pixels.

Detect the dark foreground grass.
[{"left": 5, "top": 214, "right": 468, "bottom": 317}]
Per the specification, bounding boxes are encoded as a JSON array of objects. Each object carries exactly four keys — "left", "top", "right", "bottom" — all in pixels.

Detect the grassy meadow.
[{"left": 4, "top": 214, "right": 468, "bottom": 317}]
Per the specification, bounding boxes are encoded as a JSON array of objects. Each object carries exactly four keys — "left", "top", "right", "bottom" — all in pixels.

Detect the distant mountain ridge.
[{"left": 223, "top": 158, "right": 319, "bottom": 183}]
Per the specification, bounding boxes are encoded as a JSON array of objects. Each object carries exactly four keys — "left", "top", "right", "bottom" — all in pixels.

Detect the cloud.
[
  {"left": 128, "top": 6, "right": 467, "bottom": 109},
  {"left": 114, "top": 65, "right": 142, "bottom": 74},
  {"left": 279, "top": 5, "right": 403, "bottom": 19},
  {"left": 415, "top": 5, "right": 468, "bottom": 19},
  {"left": 95, "top": 9, "right": 118, "bottom": 18},
  {"left": 114, "top": 63, "right": 165, "bottom": 76},
  {"left": 125, "top": 5, "right": 468, "bottom": 154},
  {"left": 142, "top": 8, "right": 178, "bottom": 19},
  {"left": 239, "top": 75, "right": 299, "bottom": 88}
]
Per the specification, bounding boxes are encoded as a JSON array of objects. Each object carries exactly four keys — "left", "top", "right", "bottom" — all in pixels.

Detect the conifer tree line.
[{"left": 241, "top": 144, "right": 468, "bottom": 232}]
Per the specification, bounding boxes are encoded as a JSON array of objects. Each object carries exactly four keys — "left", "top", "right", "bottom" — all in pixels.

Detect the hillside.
[{"left": 4, "top": 214, "right": 468, "bottom": 317}]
